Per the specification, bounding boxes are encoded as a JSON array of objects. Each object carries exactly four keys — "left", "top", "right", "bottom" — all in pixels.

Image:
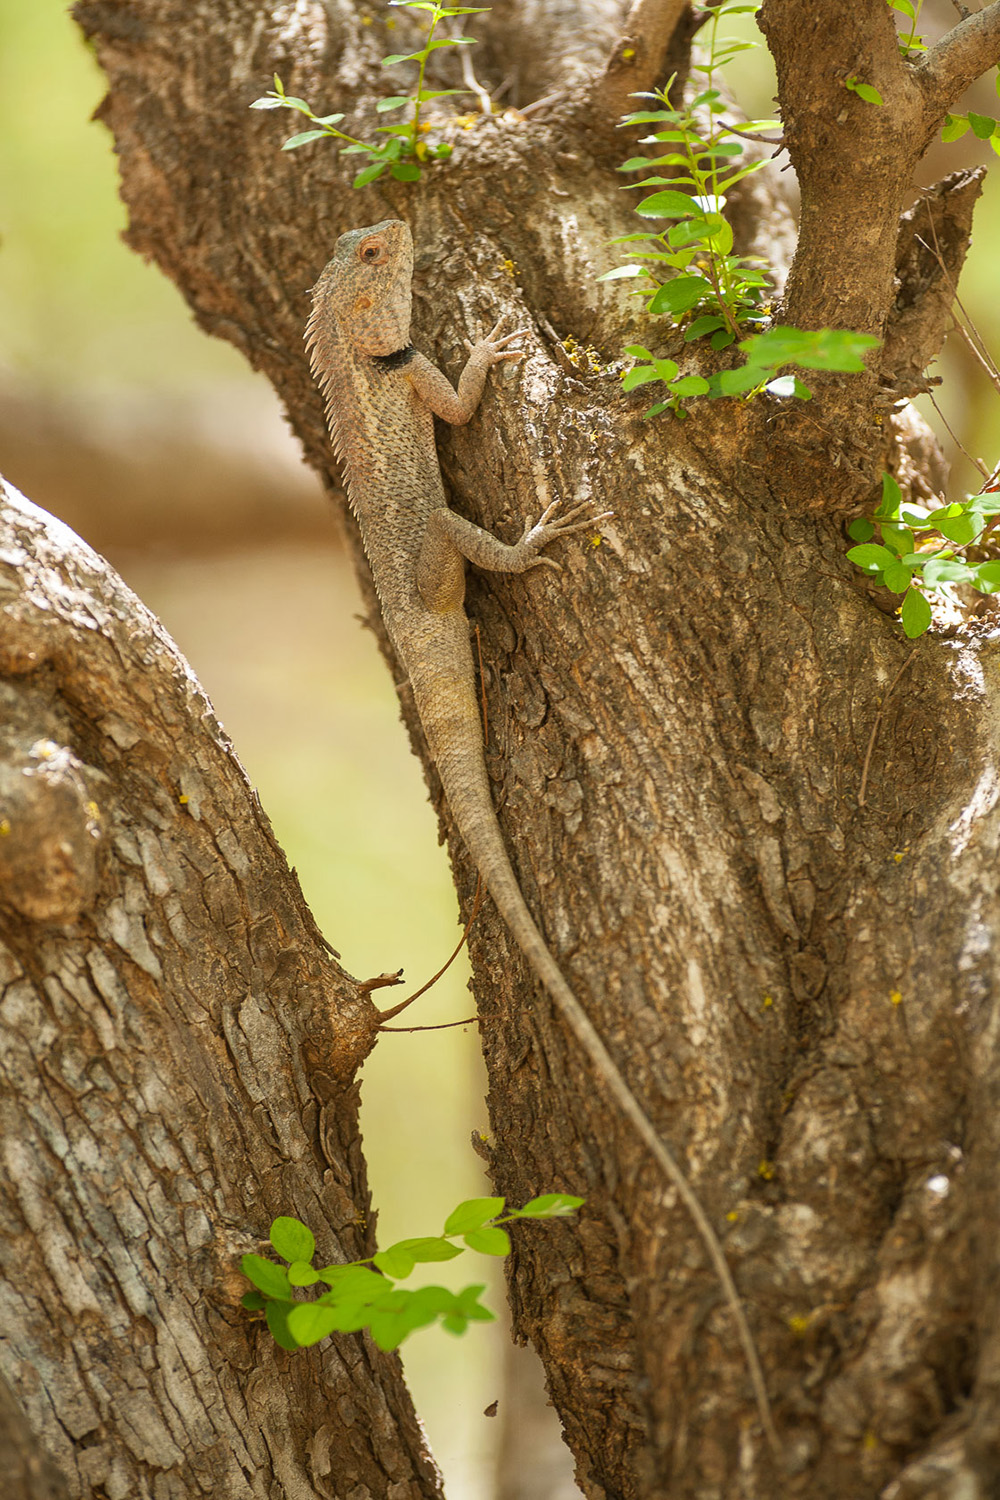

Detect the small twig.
[
  {"left": 358, "top": 969, "right": 404, "bottom": 997},
  {"left": 379, "top": 1015, "right": 480, "bottom": 1032},
  {"left": 718, "top": 122, "right": 786, "bottom": 146},
  {"left": 460, "top": 43, "right": 493, "bottom": 115},
  {"left": 927, "top": 389, "right": 991, "bottom": 480},
  {"left": 376, "top": 877, "right": 485, "bottom": 1023},
  {"left": 916, "top": 222, "right": 1000, "bottom": 389},
  {"left": 859, "top": 650, "right": 918, "bottom": 808},
  {"left": 518, "top": 89, "right": 566, "bottom": 118}
]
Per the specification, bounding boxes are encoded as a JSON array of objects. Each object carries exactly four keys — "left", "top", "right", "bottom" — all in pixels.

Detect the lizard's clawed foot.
[
  {"left": 521, "top": 498, "right": 614, "bottom": 557},
  {"left": 466, "top": 317, "right": 531, "bottom": 366}
]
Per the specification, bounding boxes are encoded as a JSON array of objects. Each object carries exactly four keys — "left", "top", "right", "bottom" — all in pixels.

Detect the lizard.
[{"left": 305, "top": 217, "right": 778, "bottom": 1454}]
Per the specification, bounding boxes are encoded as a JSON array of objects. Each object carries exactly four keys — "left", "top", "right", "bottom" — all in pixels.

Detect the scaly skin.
[{"left": 306, "top": 219, "right": 778, "bottom": 1456}]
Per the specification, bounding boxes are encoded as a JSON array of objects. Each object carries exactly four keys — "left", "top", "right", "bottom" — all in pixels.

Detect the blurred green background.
[{"left": 2, "top": 3, "right": 999, "bottom": 1497}]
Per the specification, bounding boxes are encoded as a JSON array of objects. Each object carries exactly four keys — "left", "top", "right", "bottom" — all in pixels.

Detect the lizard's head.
[{"left": 310, "top": 219, "right": 413, "bottom": 358}]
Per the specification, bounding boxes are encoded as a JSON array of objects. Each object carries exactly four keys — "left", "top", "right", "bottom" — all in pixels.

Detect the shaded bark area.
[
  {"left": 0, "top": 479, "right": 440, "bottom": 1498},
  {"left": 5, "top": 0, "right": 996, "bottom": 1496}
]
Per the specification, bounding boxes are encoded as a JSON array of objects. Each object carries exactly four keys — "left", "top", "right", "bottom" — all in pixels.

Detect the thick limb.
[{"left": 416, "top": 500, "right": 609, "bottom": 612}]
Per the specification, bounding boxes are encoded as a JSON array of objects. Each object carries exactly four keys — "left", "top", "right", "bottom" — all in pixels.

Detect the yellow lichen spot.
[
  {"left": 588, "top": 533, "right": 603, "bottom": 548},
  {"left": 862, "top": 1430, "right": 878, "bottom": 1451},
  {"left": 418, "top": 120, "right": 432, "bottom": 132},
  {"left": 761, "top": 994, "right": 773, "bottom": 1010},
  {"left": 758, "top": 1160, "right": 775, "bottom": 1181},
  {"left": 455, "top": 114, "right": 478, "bottom": 130},
  {"left": 385, "top": 16, "right": 396, "bottom": 28},
  {"left": 501, "top": 258, "right": 518, "bottom": 278},
  {"left": 788, "top": 1315, "right": 809, "bottom": 1336},
  {"left": 0, "top": 818, "right": 10, "bottom": 837},
  {"left": 360, "top": 12, "right": 372, "bottom": 22},
  {"left": 622, "top": 47, "right": 636, "bottom": 59},
  {"left": 726, "top": 1210, "right": 738, "bottom": 1223},
  {"left": 178, "top": 793, "right": 189, "bottom": 806},
  {"left": 890, "top": 990, "right": 902, "bottom": 1006},
  {"left": 86, "top": 801, "right": 101, "bottom": 820},
  {"left": 588, "top": 430, "right": 598, "bottom": 443}
]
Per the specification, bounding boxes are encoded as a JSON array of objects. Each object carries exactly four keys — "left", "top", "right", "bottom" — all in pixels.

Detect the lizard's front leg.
[{"left": 416, "top": 500, "right": 609, "bottom": 612}]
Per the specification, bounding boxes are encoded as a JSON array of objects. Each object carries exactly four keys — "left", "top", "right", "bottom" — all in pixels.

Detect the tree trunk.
[
  {"left": 5, "top": 0, "right": 1000, "bottom": 1494},
  {"left": 0, "top": 480, "right": 440, "bottom": 1498}
]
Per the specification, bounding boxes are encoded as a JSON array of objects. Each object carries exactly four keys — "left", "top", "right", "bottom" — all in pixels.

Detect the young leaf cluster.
[
  {"left": 249, "top": 2, "right": 486, "bottom": 188},
  {"left": 240, "top": 1194, "right": 584, "bottom": 1353},
  {"left": 888, "top": 0, "right": 925, "bottom": 57},
  {"left": 604, "top": 1, "right": 777, "bottom": 348},
  {"left": 847, "top": 472, "right": 1000, "bottom": 638},
  {"left": 942, "top": 103, "right": 1000, "bottom": 158},
  {"left": 622, "top": 326, "right": 879, "bottom": 419}
]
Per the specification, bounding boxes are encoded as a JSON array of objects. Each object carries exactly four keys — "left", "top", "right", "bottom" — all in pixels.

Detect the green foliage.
[
  {"left": 846, "top": 472, "right": 1000, "bottom": 637},
  {"left": 604, "top": 0, "right": 777, "bottom": 350},
  {"left": 249, "top": 2, "right": 487, "bottom": 187},
  {"left": 621, "top": 326, "right": 879, "bottom": 418},
  {"left": 941, "top": 110, "right": 1000, "bottom": 155},
  {"left": 887, "top": 0, "right": 926, "bottom": 56},
  {"left": 240, "top": 1194, "right": 584, "bottom": 1352},
  {"left": 844, "top": 75, "right": 884, "bottom": 107}
]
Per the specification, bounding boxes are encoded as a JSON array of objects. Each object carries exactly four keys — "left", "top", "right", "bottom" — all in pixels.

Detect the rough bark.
[
  {"left": 0, "top": 480, "right": 439, "bottom": 1498},
  {"left": 6, "top": 0, "right": 1000, "bottom": 1495}
]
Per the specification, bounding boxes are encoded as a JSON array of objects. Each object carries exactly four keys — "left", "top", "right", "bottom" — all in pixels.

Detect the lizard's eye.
[{"left": 358, "top": 239, "right": 387, "bottom": 265}]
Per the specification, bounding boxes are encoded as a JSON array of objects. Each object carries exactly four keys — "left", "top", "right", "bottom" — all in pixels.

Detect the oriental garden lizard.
[{"left": 306, "top": 218, "right": 777, "bottom": 1452}]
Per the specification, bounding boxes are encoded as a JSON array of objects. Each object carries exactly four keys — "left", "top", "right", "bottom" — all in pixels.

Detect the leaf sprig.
[
  {"left": 847, "top": 472, "right": 1000, "bottom": 638},
  {"left": 604, "top": 0, "right": 779, "bottom": 349},
  {"left": 249, "top": 2, "right": 488, "bottom": 188},
  {"left": 241, "top": 1194, "right": 584, "bottom": 1352}
]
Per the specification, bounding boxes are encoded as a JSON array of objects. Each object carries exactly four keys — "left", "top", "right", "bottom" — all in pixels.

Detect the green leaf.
[
  {"left": 847, "top": 78, "right": 884, "bottom": 106},
  {"left": 250, "top": 96, "right": 287, "bottom": 110},
  {"left": 765, "top": 374, "right": 811, "bottom": 398},
  {"left": 286, "top": 1302, "right": 345, "bottom": 1347},
  {"left": 937, "top": 512, "right": 983, "bottom": 544},
  {"left": 282, "top": 130, "right": 331, "bottom": 150},
  {"left": 941, "top": 113, "right": 971, "bottom": 142},
  {"left": 876, "top": 472, "right": 902, "bottom": 520},
  {"left": 670, "top": 375, "right": 710, "bottom": 397},
  {"left": 515, "top": 1193, "right": 585, "bottom": 1217},
  {"left": 376, "top": 96, "right": 410, "bottom": 112},
  {"left": 288, "top": 1260, "right": 320, "bottom": 1286},
  {"left": 353, "top": 162, "right": 387, "bottom": 188},
  {"left": 597, "top": 265, "right": 648, "bottom": 281},
  {"left": 642, "top": 401, "right": 670, "bottom": 419},
  {"left": 270, "top": 1217, "right": 316, "bottom": 1264},
  {"left": 846, "top": 543, "right": 898, "bottom": 572},
  {"left": 847, "top": 518, "right": 875, "bottom": 543},
  {"left": 315, "top": 1265, "right": 386, "bottom": 1298},
  {"left": 923, "top": 556, "right": 974, "bottom": 585},
  {"left": 900, "top": 588, "right": 932, "bottom": 638},
  {"left": 653, "top": 358, "right": 680, "bottom": 382},
  {"left": 622, "top": 365, "right": 663, "bottom": 391},
  {"left": 684, "top": 315, "right": 726, "bottom": 341},
  {"left": 882, "top": 561, "right": 914, "bottom": 592},
  {"left": 265, "top": 1300, "right": 299, "bottom": 1351},
  {"left": 394, "top": 1236, "right": 464, "bottom": 1264},
  {"left": 241, "top": 1291, "right": 266, "bottom": 1310},
  {"left": 635, "top": 190, "right": 699, "bottom": 218},
  {"left": 623, "top": 344, "right": 655, "bottom": 359},
  {"left": 463, "top": 1226, "right": 512, "bottom": 1255},
  {"left": 879, "top": 523, "right": 915, "bottom": 556},
  {"left": 242, "top": 1254, "right": 292, "bottom": 1299},
  {"left": 390, "top": 162, "right": 422, "bottom": 181},
  {"left": 443, "top": 1197, "right": 505, "bottom": 1235},
  {"left": 313, "top": 113, "right": 346, "bottom": 125},
  {"left": 973, "top": 560, "right": 1000, "bottom": 591},
  {"left": 968, "top": 111, "right": 997, "bottom": 140},
  {"left": 648, "top": 276, "right": 710, "bottom": 317}
]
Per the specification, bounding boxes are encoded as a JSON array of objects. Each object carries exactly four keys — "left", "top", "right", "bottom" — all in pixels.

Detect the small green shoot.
[
  {"left": 844, "top": 75, "right": 884, "bottom": 106},
  {"left": 240, "top": 1193, "right": 584, "bottom": 1352},
  {"left": 846, "top": 471, "right": 1000, "bottom": 638},
  {"left": 250, "top": 2, "right": 488, "bottom": 187}
]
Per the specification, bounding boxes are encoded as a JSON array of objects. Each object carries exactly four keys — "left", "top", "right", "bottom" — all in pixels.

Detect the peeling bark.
[{"left": 5, "top": 0, "right": 1000, "bottom": 1495}]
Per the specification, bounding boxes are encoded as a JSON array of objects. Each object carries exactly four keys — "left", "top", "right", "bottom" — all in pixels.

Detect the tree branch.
[
  {"left": 590, "top": 0, "right": 688, "bottom": 124},
  {"left": 918, "top": 0, "right": 1000, "bottom": 117}
]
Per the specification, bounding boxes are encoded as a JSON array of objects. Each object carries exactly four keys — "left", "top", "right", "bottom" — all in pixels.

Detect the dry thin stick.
[
  {"left": 460, "top": 43, "right": 493, "bottom": 116},
  {"left": 927, "top": 389, "right": 990, "bottom": 481},
  {"left": 379, "top": 1015, "right": 479, "bottom": 1032},
  {"left": 859, "top": 650, "right": 918, "bottom": 808},
  {"left": 376, "top": 877, "right": 485, "bottom": 1023},
  {"left": 917, "top": 219, "right": 1000, "bottom": 388}
]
